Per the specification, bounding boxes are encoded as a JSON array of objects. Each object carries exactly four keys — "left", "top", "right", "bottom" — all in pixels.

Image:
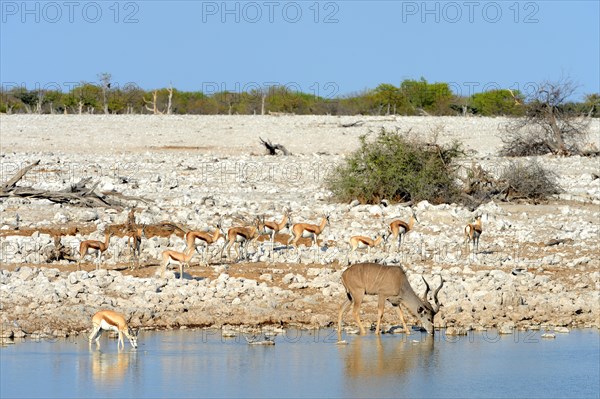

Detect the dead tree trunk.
[
  {"left": 259, "top": 137, "right": 291, "bottom": 156},
  {"left": 166, "top": 84, "right": 173, "bottom": 115},
  {"left": 45, "top": 235, "right": 76, "bottom": 262}
]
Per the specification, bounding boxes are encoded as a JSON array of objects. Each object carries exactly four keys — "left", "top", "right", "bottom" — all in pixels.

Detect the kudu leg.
[
  {"left": 351, "top": 292, "right": 366, "bottom": 335},
  {"left": 395, "top": 305, "right": 410, "bottom": 334},
  {"left": 375, "top": 296, "right": 386, "bottom": 334},
  {"left": 337, "top": 299, "right": 352, "bottom": 341}
]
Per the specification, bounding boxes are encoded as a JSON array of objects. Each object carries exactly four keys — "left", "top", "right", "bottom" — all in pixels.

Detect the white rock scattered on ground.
[{"left": 0, "top": 115, "right": 598, "bottom": 336}]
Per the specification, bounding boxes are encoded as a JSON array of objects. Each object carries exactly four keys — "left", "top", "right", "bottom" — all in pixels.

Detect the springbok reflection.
[
  {"left": 91, "top": 349, "right": 137, "bottom": 384},
  {"left": 342, "top": 335, "right": 435, "bottom": 379}
]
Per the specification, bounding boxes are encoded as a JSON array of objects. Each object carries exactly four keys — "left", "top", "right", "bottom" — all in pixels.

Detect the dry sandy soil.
[{"left": 1, "top": 114, "right": 506, "bottom": 155}]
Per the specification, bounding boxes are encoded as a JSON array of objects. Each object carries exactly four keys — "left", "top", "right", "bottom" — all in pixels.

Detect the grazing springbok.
[
  {"left": 464, "top": 215, "right": 482, "bottom": 253},
  {"left": 79, "top": 231, "right": 112, "bottom": 270},
  {"left": 388, "top": 209, "right": 418, "bottom": 249},
  {"left": 337, "top": 262, "right": 443, "bottom": 342},
  {"left": 159, "top": 247, "right": 195, "bottom": 279},
  {"left": 88, "top": 310, "right": 138, "bottom": 350},
  {"left": 347, "top": 233, "right": 389, "bottom": 263}
]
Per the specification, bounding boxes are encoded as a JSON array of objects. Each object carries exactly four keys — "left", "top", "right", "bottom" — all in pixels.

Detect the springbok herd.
[
  {"left": 80, "top": 207, "right": 480, "bottom": 348},
  {"left": 77, "top": 208, "right": 483, "bottom": 276}
]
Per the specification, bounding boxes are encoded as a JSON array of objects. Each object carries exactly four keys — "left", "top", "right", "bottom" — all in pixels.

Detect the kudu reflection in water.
[{"left": 342, "top": 335, "right": 435, "bottom": 378}]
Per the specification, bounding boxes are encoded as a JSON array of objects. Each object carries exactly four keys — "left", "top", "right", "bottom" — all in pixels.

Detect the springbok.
[
  {"left": 127, "top": 224, "right": 146, "bottom": 269},
  {"left": 185, "top": 221, "right": 225, "bottom": 265},
  {"left": 221, "top": 217, "right": 265, "bottom": 261},
  {"left": 347, "top": 233, "right": 389, "bottom": 263},
  {"left": 464, "top": 215, "right": 482, "bottom": 252},
  {"left": 287, "top": 214, "right": 330, "bottom": 261},
  {"left": 159, "top": 247, "right": 195, "bottom": 279},
  {"left": 388, "top": 209, "right": 418, "bottom": 249},
  {"left": 88, "top": 310, "right": 138, "bottom": 350},
  {"left": 262, "top": 209, "right": 291, "bottom": 259},
  {"left": 125, "top": 208, "right": 138, "bottom": 254},
  {"left": 79, "top": 231, "right": 112, "bottom": 270},
  {"left": 337, "top": 262, "right": 443, "bottom": 342}
]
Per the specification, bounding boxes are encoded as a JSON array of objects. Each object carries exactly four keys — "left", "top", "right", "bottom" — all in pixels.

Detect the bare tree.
[
  {"left": 35, "top": 90, "right": 44, "bottom": 114},
  {"left": 144, "top": 90, "right": 163, "bottom": 115},
  {"left": 144, "top": 85, "right": 173, "bottom": 115},
  {"left": 501, "top": 78, "right": 592, "bottom": 156},
  {"left": 98, "top": 73, "right": 112, "bottom": 115},
  {"left": 166, "top": 83, "right": 173, "bottom": 115}
]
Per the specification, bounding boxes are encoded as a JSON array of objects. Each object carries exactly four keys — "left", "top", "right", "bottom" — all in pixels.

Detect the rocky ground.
[{"left": 1, "top": 115, "right": 599, "bottom": 341}]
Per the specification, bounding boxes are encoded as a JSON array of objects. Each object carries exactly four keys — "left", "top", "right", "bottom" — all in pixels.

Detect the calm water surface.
[{"left": 1, "top": 329, "right": 598, "bottom": 398}]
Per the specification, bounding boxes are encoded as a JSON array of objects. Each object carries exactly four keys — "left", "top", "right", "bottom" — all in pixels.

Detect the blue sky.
[{"left": 1, "top": 1, "right": 598, "bottom": 100}]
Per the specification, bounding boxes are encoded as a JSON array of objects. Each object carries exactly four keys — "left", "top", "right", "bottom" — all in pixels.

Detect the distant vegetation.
[{"left": 1, "top": 75, "right": 597, "bottom": 118}]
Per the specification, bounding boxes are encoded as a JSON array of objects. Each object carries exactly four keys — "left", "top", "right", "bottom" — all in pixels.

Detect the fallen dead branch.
[
  {"left": 545, "top": 238, "right": 575, "bottom": 247},
  {"left": 1, "top": 160, "right": 40, "bottom": 191},
  {"left": 341, "top": 120, "right": 364, "bottom": 128},
  {"left": 0, "top": 160, "right": 150, "bottom": 210}
]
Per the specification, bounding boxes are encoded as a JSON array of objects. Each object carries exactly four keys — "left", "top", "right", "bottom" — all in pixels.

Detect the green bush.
[
  {"left": 400, "top": 78, "right": 454, "bottom": 115},
  {"left": 326, "top": 129, "right": 463, "bottom": 204},
  {"left": 470, "top": 89, "right": 525, "bottom": 116}
]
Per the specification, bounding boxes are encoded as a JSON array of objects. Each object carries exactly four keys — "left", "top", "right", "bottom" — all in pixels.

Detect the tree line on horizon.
[{"left": 1, "top": 76, "right": 598, "bottom": 118}]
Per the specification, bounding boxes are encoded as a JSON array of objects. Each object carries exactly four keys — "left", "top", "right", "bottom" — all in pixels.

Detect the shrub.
[
  {"left": 500, "top": 160, "right": 561, "bottom": 200},
  {"left": 326, "top": 129, "right": 463, "bottom": 204}
]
